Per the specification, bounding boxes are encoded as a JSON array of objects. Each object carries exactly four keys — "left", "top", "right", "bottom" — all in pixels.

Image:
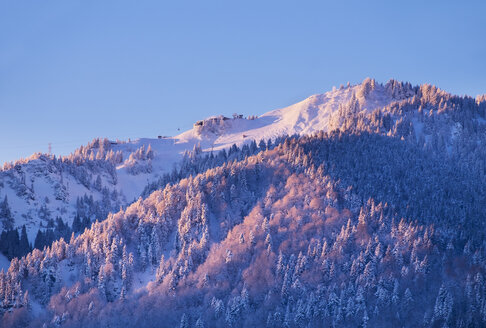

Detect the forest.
[{"left": 1, "top": 80, "right": 486, "bottom": 327}]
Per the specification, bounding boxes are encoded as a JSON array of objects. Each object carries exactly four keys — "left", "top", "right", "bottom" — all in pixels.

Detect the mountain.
[
  {"left": 1, "top": 78, "right": 486, "bottom": 327},
  {"left": 0, "top": 79, "right": 418, "bottom": 243}
]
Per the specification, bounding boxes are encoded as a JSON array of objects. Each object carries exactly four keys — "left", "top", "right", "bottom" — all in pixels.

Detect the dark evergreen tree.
[{"left": 19, "top": 225, "right": 31, "bottom": 255}]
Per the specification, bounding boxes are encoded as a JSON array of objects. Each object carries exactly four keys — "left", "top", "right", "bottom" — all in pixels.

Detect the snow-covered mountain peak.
[
  {"left": 173, "top": 78, "right": 415, "bottom": 151},
  {"left": 0, "top": 78, "right": 443, "bottom": 243},
  {"left": 3, "top": 78, "right": 486, "bottom": 327}
]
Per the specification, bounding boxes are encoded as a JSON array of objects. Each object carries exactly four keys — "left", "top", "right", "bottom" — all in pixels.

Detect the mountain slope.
[
  {"left": 1, "top": 79, "right": 486, "bottom": 328},
  {"left": 2, "top": 127, "right": 486, "bottom": 327},
  {"left": 0, "top": 79, "right": 420, "bottom": 244},
  {"left": 173, "top": 78, "right": 416, "bottom": 151},
  {"left": 0, "top": 79, "right": 486, "bottom": 266}
]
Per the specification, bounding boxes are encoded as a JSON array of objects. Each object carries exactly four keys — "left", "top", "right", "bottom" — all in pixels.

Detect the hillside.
[
  {"left": 0, "top": 79, "right": 442, "bottom": 243},
  {"left": 1, "top": 78, "right": 486, "bottom": 327}
]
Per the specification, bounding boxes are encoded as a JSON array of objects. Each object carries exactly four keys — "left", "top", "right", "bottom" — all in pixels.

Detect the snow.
[
  {"left": 0, "top": 81, "right": 410, "bottom": 245},
  {"left": 129, "top": 84, "right": 396, "bottom": 157},
  {"left": 3, "top": 79, "right": 486, "bottom": 326},
  {"left": 0, "top": 159, "right": 106, "bottom": 241},
  {"left": 88, "top": 84, "right": 399, "bottom": 210},
  {"left": 133, "top": 269, "right": 157, "bottom": 293},
  {"left": 411, "top": 118, "right": 424, "bottom": 141}
]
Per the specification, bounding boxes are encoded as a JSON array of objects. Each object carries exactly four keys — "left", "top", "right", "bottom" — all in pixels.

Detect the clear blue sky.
[{"left": 1, "top": 0, "right": 485, "bottom": 164}]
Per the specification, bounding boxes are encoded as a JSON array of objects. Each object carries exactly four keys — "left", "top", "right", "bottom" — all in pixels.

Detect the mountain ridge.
[
  {"left": 1, "top": 78, "right": 486, "bottom": 327},
  {"left": 0, "top": 78, "right": 484, "bottom": 251}
]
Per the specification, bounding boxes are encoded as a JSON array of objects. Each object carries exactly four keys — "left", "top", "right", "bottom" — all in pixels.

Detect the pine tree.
[
  {"left": 249, "top": 231, "right": 256, "bottom": 247},
  {"left": 294, "top": 299, "right": 306, "bottom": 327},
  {"left": 146, "top": 144, "right": 154, "bottom": 159},
  {"left": 276, "top": 251, "right": 285, "bottom": 277},
  {"left": 241, "top": 287, "right": 250, "bottom": 312},
  {"left": 97, "top": 267, "right": 106, "bottom": 300},
  {"left": 225, "top": 249, "right": 233, "bottom": 264},
  {"left": 72, "top": 214, "right": 82, "bottom": 233},
  {"left": 18, "top": 225, "right": 30, "bottom": 256},
  {"left": 94, "top": 175, "right": 102, "bottom": 191},
  {"left": 391, "top": 279, "right": 400, "bottom": 306},
  {"left": 403, "top": 288, "right": 413, "bottom": 313},
  {"left": 283, "top": 304, "right": 291, "bottom": 328},
  {"left": 0, "top": 196, "right": 13, "bottom": 230},
  {"left": 266, "top": 313, "right": 274, "bottom": 328},
  {"left": 433, "top": 284, "right": 453, "bottom": 324},
  {"left": 119, "top": 286, "right": 126, "bottom": 302},
  {"left": 195, "top": 317, "right": 205, "bottom": 328},
  {"left": 362, "top": 308, "right": 369, "bottom": 328}
]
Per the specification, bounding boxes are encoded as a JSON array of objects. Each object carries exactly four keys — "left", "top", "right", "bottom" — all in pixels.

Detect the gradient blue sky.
[{"left": 1, "top": 0, "right": 485, "bottom": 164}]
